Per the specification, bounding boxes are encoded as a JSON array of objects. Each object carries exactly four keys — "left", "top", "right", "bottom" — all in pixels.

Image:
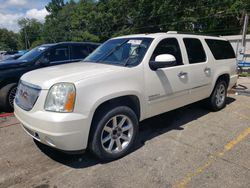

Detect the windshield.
[
  {"left": 84, "top": 37, "right": 153, "bottom": 66},
  {"left": 18, "top": 46, "right": 49, "bottom": 61}
]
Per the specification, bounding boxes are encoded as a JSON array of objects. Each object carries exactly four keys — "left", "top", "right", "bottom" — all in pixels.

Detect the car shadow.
[
  {"left": 0, "top": 108, "right": 5, "bottom": 113},
  {"left": 35, "top": 97, "right": 236, "bottom": 169}
]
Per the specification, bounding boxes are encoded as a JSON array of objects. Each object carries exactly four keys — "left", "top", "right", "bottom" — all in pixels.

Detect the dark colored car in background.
[
  {"left": 0, "top": 42, "right": 100, "bottom": 112},
  {"left": 0, "top": 50, "right": 18, "bottom": 61},
  {"left": 0, "top": 50, "right": 29, "bottom": 61}
]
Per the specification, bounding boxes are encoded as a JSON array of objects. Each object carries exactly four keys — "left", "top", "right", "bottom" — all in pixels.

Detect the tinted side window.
[
  {"left": 183, "top": 38, "right": 206, "bottom": 64},
  {"left": 72, "top": 45, "right": 90, "bottom": 60},
  {"left": 46, "top": 46, "right": 69, "bottom": 62},
  {"left": 151, "top": 38, "right": 183, "bottom": 66},
  {"left": 88, "top": 44, "right": 99, "bottom": 52},
  {"left": 205, "top": 39, "right": 235, "bottom": 60}
]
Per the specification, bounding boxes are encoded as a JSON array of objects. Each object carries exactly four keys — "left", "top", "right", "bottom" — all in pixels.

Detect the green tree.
[
  {"left": 41, "top": 0, "right": 250, "bottom": 45},
  {"left": 45, "top": 0, "right": 65, "bottom": 16},
  {"left": 0, "top": 28, "right": 19, "bottom": 51},
  {"left": 43, "top": 0, "right": 77, "bottom": 42},
  {"left": 18, "top": 18, "right": 44, "bottom": 49}
]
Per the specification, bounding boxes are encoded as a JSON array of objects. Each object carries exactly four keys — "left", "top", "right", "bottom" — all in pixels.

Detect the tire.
[
  {"left": 0, "top": 83, "right": 18, "bottom": 112},
  {"left": 89, "top": 106, "right": 139, "bottom": 161},
  {"left": 207, "top": 80, "right": 227, "bottom": 111}
]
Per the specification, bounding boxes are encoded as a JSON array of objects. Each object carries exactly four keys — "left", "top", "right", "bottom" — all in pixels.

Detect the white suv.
[{"left": 14, "top": 32, "right": 237, "bottom": 160}]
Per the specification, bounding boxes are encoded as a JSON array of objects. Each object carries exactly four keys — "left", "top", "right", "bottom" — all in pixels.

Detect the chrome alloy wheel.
[
  {"left": 101, "top": 115, "right": 134, "bottom": 154},
  {"left": 215, "top": 84, "right": 226, "bottom": 107},
  {"left": 8, "top": 86, "right": 17, "bottom": 108}
]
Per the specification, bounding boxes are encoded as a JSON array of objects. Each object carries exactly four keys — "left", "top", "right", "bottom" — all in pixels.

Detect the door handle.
[
  {"left": 178, "top": 71, "right": 188, "bottom": 78},
  {"left": 204, "top": 67, "right": 211, "bottom": 75}
]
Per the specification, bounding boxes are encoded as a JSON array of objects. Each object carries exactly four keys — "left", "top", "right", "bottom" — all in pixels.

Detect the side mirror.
[{"left": 149, "top": 54, "right": 176, "bottom": 71}]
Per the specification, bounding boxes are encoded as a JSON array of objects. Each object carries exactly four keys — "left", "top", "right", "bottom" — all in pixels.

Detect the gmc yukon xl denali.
[{"left": 14, "top": 32, "right": 237, "bottom": 160}]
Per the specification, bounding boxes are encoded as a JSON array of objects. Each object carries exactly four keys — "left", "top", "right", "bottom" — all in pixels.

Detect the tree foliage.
[
  {"left": 41, "top": 0, "right": 250, "bottom": 42},
  {"left": 0, "top": 28, "right": 18, "bottom": 51},
  {"left": 0, "top": 0, "right": 250, "bottom": 50},
  {"left": 18, "top": 18, "right": 44, "bottom": 49}
]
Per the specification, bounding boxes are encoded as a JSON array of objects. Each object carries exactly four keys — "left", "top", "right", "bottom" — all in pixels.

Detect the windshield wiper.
[{"left": 96, "top": 39, "right": 129, "bottom": 63}]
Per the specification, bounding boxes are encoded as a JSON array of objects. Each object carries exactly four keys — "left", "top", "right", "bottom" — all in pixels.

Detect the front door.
[
  {"left": 144, "top": 37, "right": 193, "bottom": 118},
  {"left": 46, "top": 45, "right": 71, "bottom": 65}
]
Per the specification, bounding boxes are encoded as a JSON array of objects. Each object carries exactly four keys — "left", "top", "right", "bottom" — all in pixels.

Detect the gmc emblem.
[{"left": 19, "top": 89, "right": 29, "bottom": 100}]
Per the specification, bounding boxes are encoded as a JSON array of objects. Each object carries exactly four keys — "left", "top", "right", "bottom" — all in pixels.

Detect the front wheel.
[
  {"left": 89, "top": 106, "right": 139, "bottom": 161},
  {"left": 0, "top": 83, "right": 18, "bottom": 112},
  {"left": 208, "top": 80, "right": 227, "bottom": 111}
]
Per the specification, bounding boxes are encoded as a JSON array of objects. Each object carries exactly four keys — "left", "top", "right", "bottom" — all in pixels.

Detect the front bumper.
[{"left": 14, "top": 102, "right": 91, "bottom": 151}]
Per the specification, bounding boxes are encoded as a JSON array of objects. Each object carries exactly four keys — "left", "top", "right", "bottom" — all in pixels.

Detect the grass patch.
[{"left": 239, "top": 72, "right": 250, "bottom": 77}]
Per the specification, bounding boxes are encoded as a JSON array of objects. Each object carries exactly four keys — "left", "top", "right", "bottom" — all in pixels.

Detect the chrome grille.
[{"left": 15, "top": 81, "right": 41, "bottom": 111}]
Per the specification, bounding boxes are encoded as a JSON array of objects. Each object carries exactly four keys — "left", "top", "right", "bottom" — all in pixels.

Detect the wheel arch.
[
  {"left": 210, "top": 73, "right": 230, "bottom": 96},
  {"left": 92, "top": 95, "right": 141, "bottom": 121}
]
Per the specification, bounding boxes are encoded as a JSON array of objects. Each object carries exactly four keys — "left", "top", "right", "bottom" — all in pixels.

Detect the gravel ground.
[{"left": 0, "top": 77, "right": 249, "bottom": 188}]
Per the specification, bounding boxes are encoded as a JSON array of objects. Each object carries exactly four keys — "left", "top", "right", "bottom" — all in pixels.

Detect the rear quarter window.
[
  {"left": 71, "top": 45, "right": 90, "bottom": 60},
  {"left": 89, "top": 44, "right": 99, "bottom": 52},
  {"left": 205, "top": 39, "right": 235, "bottom": 60}
]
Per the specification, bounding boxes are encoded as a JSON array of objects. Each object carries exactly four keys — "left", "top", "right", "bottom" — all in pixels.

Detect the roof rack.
[
  {"left": 180, "top": 31, "right": 222, "bottom": 37},
  {"left": 167, "top": 31, "right": 178, "bottom": 34}
]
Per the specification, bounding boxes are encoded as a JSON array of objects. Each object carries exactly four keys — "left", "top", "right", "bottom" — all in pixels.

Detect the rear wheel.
[
  {"left": 208, "top": 80, "right": 227, "bottom": 111},
  {"left": 0, "top": 83, "right": 18, "bottom": 112},
  {"left": 89, "top": 106, "right": 138, "bottom": 161}
]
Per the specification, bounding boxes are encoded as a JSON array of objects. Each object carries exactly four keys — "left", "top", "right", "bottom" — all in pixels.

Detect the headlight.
[{"left": 44, "top": 83, "right": 76, "bottom": 112}]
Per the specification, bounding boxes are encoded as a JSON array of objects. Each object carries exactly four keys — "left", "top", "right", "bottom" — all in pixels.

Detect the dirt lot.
[{"left": 0, "top": 77, "right": 250, "bottom": 188}]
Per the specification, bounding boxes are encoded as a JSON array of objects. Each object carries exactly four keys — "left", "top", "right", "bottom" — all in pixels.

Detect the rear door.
[
  {"left": 71, "top": 44, "right": 92, "bottom": 62},
  {"left": 144, "top": 37, "right": 193, "bottom": 117},
  {"left": 182, "top": 38, "right": 212, "bottom": 100},
  {"left": 46, "top": 45, "right": 71, "bottom": 65}
]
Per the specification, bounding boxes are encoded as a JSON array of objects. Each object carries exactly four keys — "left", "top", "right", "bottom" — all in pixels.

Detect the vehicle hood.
[
  {"left": 0, "top": 59, "right": 30, "bottom": 70},
  {"left": 21, "top": 62, "right": 125, "bottom": 89}
]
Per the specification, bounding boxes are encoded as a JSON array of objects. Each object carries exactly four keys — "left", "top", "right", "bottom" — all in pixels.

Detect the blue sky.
[{"left": 0, "top": 0, "right": 52, "bottom": 32}]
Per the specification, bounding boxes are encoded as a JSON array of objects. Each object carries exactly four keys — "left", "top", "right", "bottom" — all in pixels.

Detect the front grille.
[{"left": 15, "top": 81, "right": 41, "bottom": 111}]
